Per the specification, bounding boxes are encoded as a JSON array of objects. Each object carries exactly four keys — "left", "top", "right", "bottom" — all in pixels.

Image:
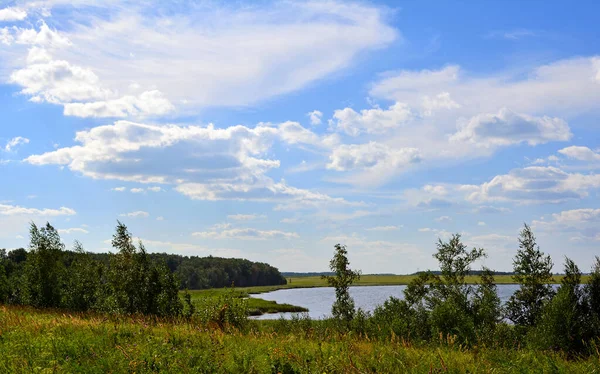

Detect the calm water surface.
[{"left": 251, "top": 284, "right": 546, "bottom": 320}]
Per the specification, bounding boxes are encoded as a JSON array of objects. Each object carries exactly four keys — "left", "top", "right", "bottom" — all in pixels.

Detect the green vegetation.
[
  {"left": 1, "top": 305, "right": 599, "bottom": 373},
  {"left": 2, "top": 221, "right": 600, "bottom": 372}
]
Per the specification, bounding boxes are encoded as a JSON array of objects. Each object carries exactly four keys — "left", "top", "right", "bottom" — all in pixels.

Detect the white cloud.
[
  {"left": 280, "top": 217, "right": 303, "bottom": 224},
  {"left": 0, "top": 7, "right": 27, "bottom": 22},
  {"left": 130, "top": 188, "right": 144, "bottom": 193},
  {"left": 331, "top": 102, "right": 412, "bottom": 136},
  {"left": 15, "top": 22, "right": 71, "bottom": 47},
  {"left": 119, "top": 211, "right": 149, "bottom": 218},
  {"left": 156, "top": 216, "right": 165, "bottom": 221},
  {"left": 477, "top": 221, "right": 486, "bottom": 226},
  {"left": 227, "top": 214, "right": 265, "bottom": 221},
  {"left": 307, "top": 110, "right": 323, "bottom": 126},
  {"left": 23, "top": 119, "right": 358, "bottom": 208},
  {"left": 4, "top": 136, "right": 29, "bottom": 151},
  {"left": 365, "top": 225, "right": 401, "bottom": 231},
  {"left": 1, "top": 27, "right": 14, "bottom": 45},
  {"left": 0, "top": 203, "right": 75, "bottom": 216},
  {"left": 192, "top": 227, "right": 298, "bottom": 240},
  {"left": 327, "top": 142, "right": 421, "bottom": 172},
  {"left": 63, "top": 90, "right": 174, "bottom": 118},
  {"left": 533, "top": 209, "right": 600, "bottom": 242},
  {"left": 3, "top": 1, "right": 396, "bottom": 109},
  {"left": 435, "top": 216, "right": 451, "bottom": 222},
  {"left": 370, "top": 58, "right": 600, "bottom": 117},
  {"left": 422, "top": 92, "right": 460, "bottom": 116},
  {"left": 147, "top": 186, "right": 162, "bottom": 192},
  {"left": 111, "top": 187, "right": 126, "bottom": 192},
  {"left": 58, "top": 227, "right": 89, "bottom": 234},
  {"left": 463, "top": 166, "right": 600, "bottom": 204},
  {"left": 558, "top": 146, "right": 600, "bottom": 162},
  {"left": 450, "top": 108, "right": 571, "bottom": 148}
]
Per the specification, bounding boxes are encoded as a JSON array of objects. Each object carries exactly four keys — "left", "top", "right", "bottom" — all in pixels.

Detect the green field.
[{"left": 1, "top": 305, "right": 599, "bottom": 373}]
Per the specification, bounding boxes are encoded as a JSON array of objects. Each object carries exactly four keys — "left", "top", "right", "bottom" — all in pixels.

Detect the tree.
[
  {"left": 22, "top": 222, "right": 67, "bottom": 308},
  {"left": 63, "top": 241, "right": 103, "bottom": 311},
  {"left": 505, "top": 223, "right": 554, "bottom": 327},
  {"left": 530, "top": 257, "right": 586, "bottom": 353},
  {"left": 584, "top": 256, "right": 600, "bottom": 338},
  {"left": 427, "top": 234, "right": 487, "bottom": 344},
  {"left": 322, "top": 244, "right": 361, "bottom": 322}
]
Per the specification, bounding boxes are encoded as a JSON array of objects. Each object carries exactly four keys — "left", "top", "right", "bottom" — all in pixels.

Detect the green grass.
[
  {"left": 1, "top": 305, "right": 599, "bottom": 373},
  {"left": 185, "top": 288, "right": 307, "bottom": 316}
]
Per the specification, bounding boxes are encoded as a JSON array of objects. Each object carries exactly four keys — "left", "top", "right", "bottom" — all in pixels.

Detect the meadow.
[{"left": 1, "top": 305, "right": 599, "bottom": 373}]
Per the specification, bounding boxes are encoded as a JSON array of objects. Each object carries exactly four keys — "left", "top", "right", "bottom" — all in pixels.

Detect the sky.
[{"left": 1, "top": 0, "right": 599, "bottom": 274}]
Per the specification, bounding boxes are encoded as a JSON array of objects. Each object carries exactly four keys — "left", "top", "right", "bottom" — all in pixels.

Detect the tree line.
[
  {"left": 0, "top": 221, "right": 285, "bottom": 316},
  {"left": 325, "top": 223, "right": 600, "bottom": 355}
]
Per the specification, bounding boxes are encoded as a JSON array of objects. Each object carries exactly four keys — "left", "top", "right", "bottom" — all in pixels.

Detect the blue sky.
[{"left": 1, "top": 0, "right": 600, "bottom": 273}]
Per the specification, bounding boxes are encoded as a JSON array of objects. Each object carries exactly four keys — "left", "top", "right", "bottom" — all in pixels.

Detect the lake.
[{"left": 251, "top": 284, "right": 557, "bottom": 319}]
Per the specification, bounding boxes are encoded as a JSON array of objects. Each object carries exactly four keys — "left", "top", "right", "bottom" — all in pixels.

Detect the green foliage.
[
  {"left": 506, "top": 223, "right": 554, "bottom": 327},
  {"left": 22, "top": 222, "right": 67, "bottom": 308},
  {"left": 194, "top": 284, "right": 249, "bottom": 330},
  {"left": 62, "top": 241, "right": 103, "bottom": 311},
  {"left": 0, "top": 260, "right": 8, "bottom": 303},
  {"left": 472, "top": 268, "right": 502, "bottom": 342},
  {"left": 584, "top": 256, "right": 600, "bottom": 337},
  {"left": 322, "top": 244, "right": 361, "bottom": 322},
  {"left": 528, "top": 257, "right": 587, "bottom": 353},
  {"left": 101, "top": 221, "right": 183, "bottom": 316}
]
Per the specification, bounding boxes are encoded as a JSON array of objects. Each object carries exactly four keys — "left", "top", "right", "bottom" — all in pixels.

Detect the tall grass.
[{"left": 1, "top": 305, "right": 599, "bottom": 373}]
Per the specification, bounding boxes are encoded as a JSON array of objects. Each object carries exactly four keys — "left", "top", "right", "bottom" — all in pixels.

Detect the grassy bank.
[
  {"left": 186, "top": 288, "right": 307, "bottom": 316},
  {"left": 1, "top": 305, "right": 598, "bottom": 373}
]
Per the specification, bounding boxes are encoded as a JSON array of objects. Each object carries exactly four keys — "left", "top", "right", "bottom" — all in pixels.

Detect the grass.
[
  {"left": 186, "top": 288, "right": 307, "bottom": 316},
  {"left": 1, "top": 305, "right": 599, "bottom": 373}
]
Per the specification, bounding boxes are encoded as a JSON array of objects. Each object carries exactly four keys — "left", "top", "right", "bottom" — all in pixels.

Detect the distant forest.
[{"left": 1, "top": 247, "right": 287, "bottom": 290}]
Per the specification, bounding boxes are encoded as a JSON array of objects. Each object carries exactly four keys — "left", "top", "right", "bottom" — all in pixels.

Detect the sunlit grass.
[{"left": 1, "top": 305, "right": 598, "bottom": 373}]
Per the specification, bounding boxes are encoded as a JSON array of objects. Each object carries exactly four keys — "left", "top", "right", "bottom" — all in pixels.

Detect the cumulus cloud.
[
  {"left": 463, "top": 166, "right": 600, "bottom": 204},
  {"left": 0, "top": 7, "right": 27, "bottom": 22},
  {"left": 130, "top": 188, "right": 144, "bottom": 193},
  {"left": 331, "top": 102, "right": 412, "bottom": 136},
  {"left": 119, "top": 211, "right": 149, "bottom": 218},
  {"left": 533, "top": 208, "right": 600, "bottom": 241},
  {"left": 26, "top": 120, "right": 359, "bottom": 209},
  {"left": 422, "top": 92, "right": 460, "bottom": 116},
  {"left": 558, "top": 146, "right": 600, "bottom": 162},
  {"left": 4, "top": 137, "right": 29, "bottom": 151},
  {"left": 327, "top": 142, "right": 420, "bottom": 172},
  {"left": 192, "top": 227, "right": 298, "bottom": 240},
  {"left": 307, "top": 110, "right": 323, "bottom": 126},
  {"left": 111, "top": 187, "right": 126, "bottom": 192},
  {"left": 450, "top": 108, "right": 571, "bottom": 147},
  {"left": 8, "top": 44, "right": 174, "bottom": 117},
  {"left": 0, "top": 203, "right": 75, "bottom": 216}
]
